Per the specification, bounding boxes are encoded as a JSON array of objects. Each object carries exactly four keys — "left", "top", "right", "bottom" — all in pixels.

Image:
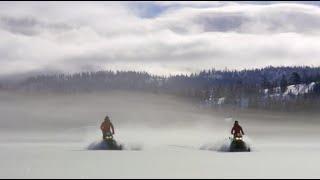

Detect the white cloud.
[{"left": 0, "top": 2, "right": 320, "bottom": 77}]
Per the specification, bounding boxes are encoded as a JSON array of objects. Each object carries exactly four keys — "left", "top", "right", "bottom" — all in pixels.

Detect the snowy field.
[{"left": 0, "top": 92, "right": 320, "bottom": 179}]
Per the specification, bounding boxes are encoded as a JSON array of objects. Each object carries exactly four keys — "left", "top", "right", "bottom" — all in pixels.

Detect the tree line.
[{"left": 2, "top": 66, "right": 320, "bottom": 111}]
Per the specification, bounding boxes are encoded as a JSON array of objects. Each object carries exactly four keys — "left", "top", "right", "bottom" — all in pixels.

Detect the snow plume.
[
  {"left": 87, "top": 140, "right": 111, "bottom": 150},
  {"left": 85, "top": 130, "right": 144, "bottom": 151},
  {"left": 200, "top": 138, "right": 232, "bottom": 152},
  {"left": 87, "top": 140, "right": 143, "bottom": 151},
  {"left": 200, "top": 136, "right": 254, "bottom": 152}
]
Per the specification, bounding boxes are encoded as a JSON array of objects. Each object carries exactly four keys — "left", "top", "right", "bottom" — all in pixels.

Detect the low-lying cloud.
[{"left": 0, "top": 1, "right": 320, "bottom": 77}]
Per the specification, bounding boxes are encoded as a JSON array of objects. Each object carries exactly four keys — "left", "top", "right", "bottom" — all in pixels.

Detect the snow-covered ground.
[
  {"left": 1, "top": 130, "right": 320, "bottom": 179},
  {"left": 0, "top": 145, "right": 319, "bottom": 179},
  {"left": 0, "top": 92, "right": 320, "bottom": 178}
]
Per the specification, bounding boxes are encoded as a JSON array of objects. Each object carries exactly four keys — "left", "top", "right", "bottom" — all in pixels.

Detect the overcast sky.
[{"left": 1, "top": 1, "right": 320, "bottom": 76}]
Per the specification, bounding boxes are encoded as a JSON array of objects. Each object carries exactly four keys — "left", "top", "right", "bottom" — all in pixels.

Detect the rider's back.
[
  {"left": 232, "top": 125, "right": 243, "bottom": 134},
  {"left": 101, "top": 121, "right": 113, "bottom": 132}
]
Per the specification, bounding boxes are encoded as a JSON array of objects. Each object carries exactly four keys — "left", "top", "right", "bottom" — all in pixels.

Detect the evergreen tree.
[
  {"left": 290, "top": 72, "right": 301, "bottom": 85},
  {"left": 261, "top": 76, "right": 271, "bottom": 89},
  {"left": 280, "top": 75, "right": 288, "bottom": 93}
]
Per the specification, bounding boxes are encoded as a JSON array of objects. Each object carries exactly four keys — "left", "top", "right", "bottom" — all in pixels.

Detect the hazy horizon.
[{"left": 2, "top": 65, "right": 320, "bottom": 82}]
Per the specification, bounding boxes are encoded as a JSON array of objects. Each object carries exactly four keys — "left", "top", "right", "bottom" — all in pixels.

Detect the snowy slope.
[
  {"left": 264, "top": 82, "right": 317, "bottom": 98},
  {"left": 284, "top": 82, "right": 316, "bottom": 96}
]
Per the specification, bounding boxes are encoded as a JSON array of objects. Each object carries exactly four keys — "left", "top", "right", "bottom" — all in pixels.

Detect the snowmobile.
[
  {"left": 101, "top": 133, "right": 123, "bottom": 150},
  {"left": 88, "top": 133, "right": 123, "bottom": 150},
  {"left": 229, "top": 133, "right": 250, "bottom": 152}
]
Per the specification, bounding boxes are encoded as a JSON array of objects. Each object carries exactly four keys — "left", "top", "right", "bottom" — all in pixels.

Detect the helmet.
[{"left": 104, "top": 116, "right": 110, "bottom": 122}]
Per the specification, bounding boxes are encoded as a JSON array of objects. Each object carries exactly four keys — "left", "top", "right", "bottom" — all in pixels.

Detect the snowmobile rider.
[
  {"left": 231, "top": 121, "right": 245, "bottom": 138},
  {"left": 100, "top": 116, "right": 115, "bottom": 140}
]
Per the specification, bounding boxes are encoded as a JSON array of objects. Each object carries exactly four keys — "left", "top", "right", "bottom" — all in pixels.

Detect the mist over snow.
[
  {"left": 1, "top": 91, "right": 320, "bottom": 178},
  {"left": 0, "top": 91, "right": 319, "bottom": 146}
]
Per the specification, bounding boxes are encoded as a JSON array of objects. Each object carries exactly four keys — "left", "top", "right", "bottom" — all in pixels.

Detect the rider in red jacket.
[
  {"left": 100, "top": 116, "right": 115, "bottom": 139},
  {"left": 231, "top": 121, "right": 245, "bottom": 138}
]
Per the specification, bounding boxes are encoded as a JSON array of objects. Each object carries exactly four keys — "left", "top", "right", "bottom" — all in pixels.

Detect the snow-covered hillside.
[{"left": 264, "top": 82, "right": 317, "bottom": 99}]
